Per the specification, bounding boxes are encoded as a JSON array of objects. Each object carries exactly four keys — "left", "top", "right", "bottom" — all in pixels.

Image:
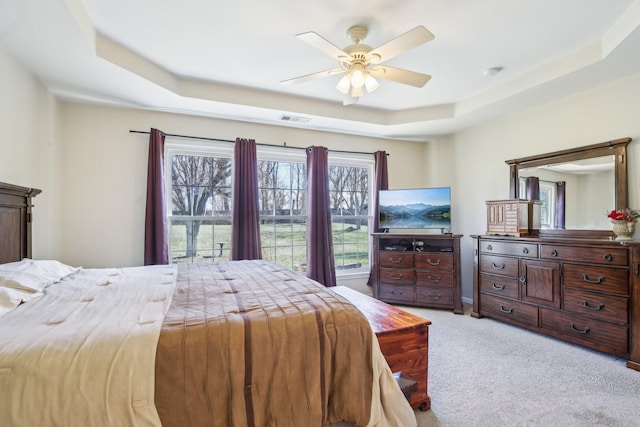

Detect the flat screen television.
[{"left": 378, "top": 187, "right": 451, "bottom": 230}]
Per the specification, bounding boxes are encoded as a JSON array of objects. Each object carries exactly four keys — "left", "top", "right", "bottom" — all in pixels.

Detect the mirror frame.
[{"left": 505, "top": 137, "right": 631, "bottom": 238}]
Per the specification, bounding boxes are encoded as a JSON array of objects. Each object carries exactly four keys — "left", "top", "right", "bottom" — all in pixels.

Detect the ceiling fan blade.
[
  {"left": 296, "top": 31, "right": 350, "bottom": 61},
  {"left": 370, "top": 65, "right": 431, "bottom": 88},
  {"left": 280, "top": 68, "right": 345, "bottom": 86},
  {"left": 368, "top": 26, "right": 434, "bottom": 63}
]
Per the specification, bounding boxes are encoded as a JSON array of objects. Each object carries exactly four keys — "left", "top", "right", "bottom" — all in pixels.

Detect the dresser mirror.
[{"left": 506, "top": 137, "right": 630, "bottom": 238}]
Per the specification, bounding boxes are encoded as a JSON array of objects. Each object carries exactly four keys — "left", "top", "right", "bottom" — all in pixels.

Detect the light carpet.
[
  {"left": 409, "top": 304, "right": 640, "bottom": 427},
  {"left": 347, "top": 286, "right": 640, "bottom": 427}
]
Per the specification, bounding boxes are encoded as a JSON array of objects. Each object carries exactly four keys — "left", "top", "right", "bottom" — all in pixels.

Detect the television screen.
[{"left": 378, "top": 187, "right": 451, "bottom": 229}]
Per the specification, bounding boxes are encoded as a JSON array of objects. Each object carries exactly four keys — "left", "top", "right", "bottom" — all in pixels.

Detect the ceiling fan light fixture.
[
  {"left": 351, "top": 85, "right": 363, "bottom": 97},
  {"left": 364, "top": 74, "right": 379, "bottom": 93},
  {"left": 350, "top": 69, "right": 365, "bottom": 88},
  {"left": 336, "top": 75, "right": 351, "bottom": 94}
]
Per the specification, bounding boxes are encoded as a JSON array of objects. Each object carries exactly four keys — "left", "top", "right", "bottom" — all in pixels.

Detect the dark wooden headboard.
[{"left": 0, "top": 182, "right": 41, "bottom": 264}]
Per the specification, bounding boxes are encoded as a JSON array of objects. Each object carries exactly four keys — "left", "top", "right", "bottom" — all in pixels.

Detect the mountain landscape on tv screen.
[{"left": 380, "top": 202, "right": 451, "bottom": 228}]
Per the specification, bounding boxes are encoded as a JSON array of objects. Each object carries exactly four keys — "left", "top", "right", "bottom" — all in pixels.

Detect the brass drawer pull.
[
  {"left": 390, "top": 274, "right": 404, "bottom": 280},
  {"left": 550, "top": 249, "right": 558, "bottom": 257},
  {"left": 582, "top": 274, "right": 604, "bottom": 284},
  {"left": 427, "top": 276, "right": 441, "bottom": 283},
  {"left": 582, "top": 300, "right": 604, "bottom": 311},
  {"left": 427, "top": 293, "right": 442, "bottom": 300},
  {"left": 603, "top": 253, "right": 612, "bottom": 262},
  {"left": 486, "top": 244, "right": 493, "bottom": 251},
  {"left": 522, "top": 248, "right": 529, "bottom": 254},
  {"left": 388, "top": 257, "right": 404, "bottom": 264},
  {"left": 427, "top": 259, "right": 441, "bottom": 266},
  {"left": 492, "top": 262, "right": 505, "bottom": 269},
  {"left": 499, "top": 305, "right": 513, "bottom": 314},
  {"left": 569, "top": 323, "right": 590, "bottom": 334},
  {"left": 391, "top": 290, "right": 404, "bottom": 296},
  {"left": 492, "top": 283, "right": 505, "bottom": 290}
]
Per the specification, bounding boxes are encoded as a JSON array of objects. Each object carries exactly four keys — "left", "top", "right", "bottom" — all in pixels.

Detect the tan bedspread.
[
  {"left": 0, "top": 265, "right": 177, "bottom": 427},
  {"left": 155, "top": 261, "right": 414, "bottom": 427}
]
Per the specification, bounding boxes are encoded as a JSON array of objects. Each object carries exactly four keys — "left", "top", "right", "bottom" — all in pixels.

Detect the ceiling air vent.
[{"left": 280, "top": 115, "right": 311, "bottom": 123}]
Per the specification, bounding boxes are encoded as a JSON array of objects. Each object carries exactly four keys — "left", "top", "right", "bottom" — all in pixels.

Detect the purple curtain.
[
  {"left": 231, "top": 138, "right": 262, "bottom": 260},
  {"left": 144, "top": 128, "right": 169, "bottom": 265},
  {"left": 525, "top": 176, "right": 540, "bottom": 200},
  {"left": 306, "top": 146, "right": 336, "bottom": 287},
  {"left": 367, "top": 151, "right": 388, "bottom": 286},
  {"left": 555, "top": 181, "right": 566, "bottom": 229}
]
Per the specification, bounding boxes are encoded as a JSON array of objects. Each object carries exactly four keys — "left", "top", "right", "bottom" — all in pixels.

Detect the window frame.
[{"left": 164, "top": 140, "right": 374, "bottom": 276}]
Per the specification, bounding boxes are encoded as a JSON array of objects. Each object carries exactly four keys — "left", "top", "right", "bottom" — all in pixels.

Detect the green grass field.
[{"left": 170, "top": 219, "right": 370, "bottom": 271}]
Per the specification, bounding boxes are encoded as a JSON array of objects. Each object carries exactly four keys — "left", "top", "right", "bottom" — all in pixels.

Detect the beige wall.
[
  {"left": 449, "top": 72, "right": 640, "bottom": 300},
  {"left": 0, "top": 48, "right": 62, "bottom": 259},
  {"left": 58, "top": 103, "right": 427, "bottom": 268},
  {"left": 4, "top": 43, "right": 640, "bottom": 302}
]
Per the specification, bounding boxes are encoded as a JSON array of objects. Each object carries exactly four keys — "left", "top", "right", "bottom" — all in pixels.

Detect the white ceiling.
[{"left": 2, "top": 0, "right": 640, "bottom": 142}]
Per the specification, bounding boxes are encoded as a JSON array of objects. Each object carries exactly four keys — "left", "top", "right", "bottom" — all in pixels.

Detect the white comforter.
[{"left": 0, "top": 265, "right": 177, "bottom": 427}]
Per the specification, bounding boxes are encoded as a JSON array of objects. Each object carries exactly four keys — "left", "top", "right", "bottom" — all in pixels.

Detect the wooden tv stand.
[
  {"left": 371, "top": 233, "right": 463, "bottom": 313},
  {"left": 332, "top": 286, "right": 431, "bottom": 410}
]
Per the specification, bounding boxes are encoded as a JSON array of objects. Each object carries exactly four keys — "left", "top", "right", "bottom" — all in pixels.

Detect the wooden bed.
[{"left": 0, "top": 181, "right": 416, "bottom": 427}]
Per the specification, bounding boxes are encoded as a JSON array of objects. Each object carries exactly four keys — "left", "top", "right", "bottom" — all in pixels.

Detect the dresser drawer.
[
  {"left": 563, "top": 288, "right": 628, "bottom": 325},
  {"left": 479, "top": 254, "right": 519, "bottom": 277},
  {"left": 379, "top": 284, "right": 414, "bottom": 303},
  {"left": 539, "top": 308, "right": 628, "bottom": 356},
  {"left": 479, "top": 273, "right": 519, "bottom": 299},
  {"left": 479, "top": 240, "right": 538, "bottom": 257},
  {"left": 540, "top": 245, "right": 628, "bottom": 266},
  {"left": 562, "top": 264, "right": 629, "bottom": 295},
  {"left": 379, "top": 252, "right": 414, "bottom": 268},
  {"left": 479, "top": 294, "right": 538, "bottom": 327},
  {"left": 380, "top": 268, "right": 414, "bottom": 285},
  {"left": 415, "top": 252, "right": 453, "bottom": 270},
  {"left": 416, "top": 286, "right": 454, "bottom": 307},
  {"left": 416, "top": 271, "right": 453, "bottom": 287}
]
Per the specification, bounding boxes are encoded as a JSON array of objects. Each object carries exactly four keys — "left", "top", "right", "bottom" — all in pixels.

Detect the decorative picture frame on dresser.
[{"left": 472, "top": 137, "right": 640, "bottom": 372}]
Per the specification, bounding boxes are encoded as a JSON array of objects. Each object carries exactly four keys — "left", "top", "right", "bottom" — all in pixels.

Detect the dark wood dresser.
[
  {"left": 332, "top": 286, "right": 431, "bottom": 410},
  {"left": 472, "top": 235, "right": 640, "bottom": 371},
  {"left": 371, "top": 233, "right": 463, "bottom": 314}
]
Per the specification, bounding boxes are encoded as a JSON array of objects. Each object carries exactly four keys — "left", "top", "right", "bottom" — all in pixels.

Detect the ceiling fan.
[{"left": 281, "top": 25, "right": 434, "bottom": 105}]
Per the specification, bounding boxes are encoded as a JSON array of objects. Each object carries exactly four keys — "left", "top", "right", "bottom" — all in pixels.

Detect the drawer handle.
[
  {"left": 582, "top": 300, "right": 604, "bottom": 311},
  {"left": 603, "top": 253, "right": 612, "bottom": 262},
  {"left": 390, "top": 274, "right": 404, "bottom": 280},
  {"left": 427, "top": 293, "right": 442, "bottom": 300},
  {"left": 427, "top": 259, "right": 441, "bottom": 266},
  {"left": 569, "top": 323, "right": 590, "bottom": 334},
  {"left": 522, "top": 248, "right": 529, "bottom": 254},
  {"left": 582, "top": 274, "right": 604, "bottom": 284},
  {"left": 487, "top": 244, "right": 493, "bottom": 251},
  {"left": 519, "top": 275, "right": 527, "bottom": 284},
  {"left": 389, "top": 257, "right": 404, "bottom": 264},
  {"left": 550, "top": 249, "right": 558, "bottom": 257},
  {"left": 427, "top": 276, "right": 442, "bottom": 283},
  {"left": 391, "top": 290, "right": 404, "bottom": 295},
  {"left": 499, "top": 305, "right": 513, "bottom": 314},
  {"left": 492, "top": 262, "right": 505, "bottom": 270},
  {"left": 492, "top": 283, "right": 505, "bottom": 290}
]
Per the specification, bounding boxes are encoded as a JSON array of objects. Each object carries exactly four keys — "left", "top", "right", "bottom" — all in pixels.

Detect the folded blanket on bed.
[{"left": 155, "top": 261, "right": 413, "bottom": 427}]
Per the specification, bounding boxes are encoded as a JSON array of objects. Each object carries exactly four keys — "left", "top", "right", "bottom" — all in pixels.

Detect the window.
[
  {"left": 519, "top": 178, "right": 557, "bottom": 228},
  {"left": 166, "top": 141, "right": 233, "bottom": 263},
  {"left": 165, "top": 140, "right": 374, "bottom": 274}
]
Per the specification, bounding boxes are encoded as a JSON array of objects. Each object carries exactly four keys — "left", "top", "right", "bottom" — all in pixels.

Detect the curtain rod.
[{"left": 129, "top": 130, "right": 388, "bottom": 157}]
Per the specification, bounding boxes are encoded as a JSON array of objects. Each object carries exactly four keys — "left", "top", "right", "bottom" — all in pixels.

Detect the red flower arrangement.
[{"left": 608, "top": 208, "right": 640, "bottom": 222}]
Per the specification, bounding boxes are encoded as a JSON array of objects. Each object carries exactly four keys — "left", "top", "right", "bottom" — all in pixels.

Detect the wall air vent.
[{"left": 280, "top": 115, "right": 311, "bottom": 123}]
